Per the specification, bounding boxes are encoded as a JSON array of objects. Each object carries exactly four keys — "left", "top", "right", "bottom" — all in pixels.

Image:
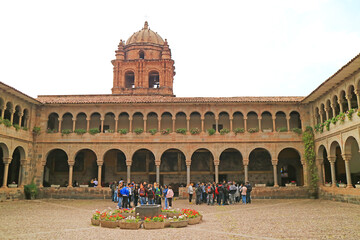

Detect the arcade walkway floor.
[{"left": 0, "top": 198, "right": 359, "bottom": 240}]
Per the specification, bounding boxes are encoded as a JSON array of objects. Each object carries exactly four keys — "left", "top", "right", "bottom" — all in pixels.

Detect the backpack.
[
  {"left": 215, "top": 187, "right": 219, "bottom": 195},
  {"left": 148, "top": 188, "right": 155, "bottom": 198},
  {"left": 207, "top": 186, "right": 213, "bottom": 194},
  {"left": 155, "top": 188, "right": 161, "bottom": 196},
  {"left": 139, "top": 188, "right": 146, "bottom": 197},
  {"left": 247, "top": 184, "right": 252, "bottom": 193}
]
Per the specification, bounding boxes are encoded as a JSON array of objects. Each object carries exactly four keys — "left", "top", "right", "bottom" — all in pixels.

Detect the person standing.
[
  {"left": 133, "top": 184, "right": 139, "bottom": 207},
  {"left": 154, "top": 183, "right": 162, "bottom": 205},
  {"left": 166, "top": 185, "right": 174, "bottom": 209},
  {"left": 138, "top": 184, "right": 147, "bottom": 205},
  {"left": 241, "top": 183, "right": 247, "bottom": 205},
  {"left": 121, "top": 184, "right": 130, "bottom": 209},
  {"left": 147, "top": 184, "right": 155, "bottom": 205},
  {"left": 245, "top": 181, "right": 252, "bottom": 204},
  {"left": 163, "top": 185, "right": 169, "bottom": 209},
  {"left": 195, "top": 184, "right": 202, "bottom": 205},
  {"left": 217, "top": 182, "right": 224, "bottom": 205},
  {"left": 188, "top": 183, "right": 194, "bottom": 203},
  {"left": 229, "top": 181, "right": 237, "bottom": 204},
  {"left": 117, "top": 181, "right": 124, "bottom": 209},
  {"left": 206, "top": 182, "right": 214, "bottom": 205}
]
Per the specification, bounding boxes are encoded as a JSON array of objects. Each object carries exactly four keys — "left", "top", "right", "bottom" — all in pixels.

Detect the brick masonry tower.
[{"left": 111, "top": 21, "right": 175, "bottom": 96}]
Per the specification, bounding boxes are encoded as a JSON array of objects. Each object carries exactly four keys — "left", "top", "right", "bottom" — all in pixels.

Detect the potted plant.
[
  {"left": 219, "top": 128, "right": 230, "bottom": 135},
  {"left": 182, "top": 209, "right": 202, "bottom": 225},
  {"left": 338, "top": 181, "right": 346, "bottom": 188},
  {"left": 169, "top": 214, "right": 188, "bottom": 228},
  {"left": 190, "top": 128, "right": 200, "bottom": 135},
  {"left": 233, "top": 127, "right": 245, "bottom": 135},
  {"left": 100, "top": 212, "right": 124, "bottom": 228},
  {"left": 119, "top": 216, "right": 141, "bottom": 229},
  {"left": 277, "top": 127, "right": 287, "bottom": 132},
  {"left": 161, "top": 209, "right": 181, "bottom": 218},
  {"left": 24, "top": 181, "right": 38, "bottom": 200},
  {"left": 148, "top": 128, "right": 158, "bottom": 135},
  {"left": 32, "top": 126, "right": 41, "bottom": 135},
  {"left": 324, "top": 182, "right": 331, "bottom": 187},
  {"left": 89, "top": 128, "right": 100, "bottom": 135},
  {"left": 285, "top": 181, "right": 297, "bottom": 187},
  {"left": 248, "top": 128, "right": 259, "bottom": 133},
  {"left": 74, "top": 128, "right": 86, "bottom": 135},
  {"left": 91, "top": 210, "right": 101, "bottom": 226},
  {"left": 134, "top": 128, "right": 144, "bottom": 135},
  {"left": 207, "top": 128, "right": 216, "bottom": 136},
  {"left": 8, "top": 182, "right": 18, "bottom": 188},
  {"left": 355, "top": 181, "right": 360, "bottom": 188},
  {"left": 161, "top": 128, "right": 171, "bottom": 135},
  {"left": 175, "top": 128, "right": 187, "bottom": 135},
  {"left": 143, "top": 215, "right": 166, "bottom": 229},
  {"left": 118, "top": 128, "right": 128, "bottom": 135}
]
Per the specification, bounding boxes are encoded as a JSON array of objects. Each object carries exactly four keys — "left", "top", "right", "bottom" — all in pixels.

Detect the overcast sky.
[{"left": 1, "top": 0, "right": 360, "bottom": 98}]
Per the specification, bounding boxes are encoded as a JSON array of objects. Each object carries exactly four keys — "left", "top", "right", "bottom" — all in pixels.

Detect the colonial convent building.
[{"left": 1, "top": 22, "right": 360, "bottom": 200}]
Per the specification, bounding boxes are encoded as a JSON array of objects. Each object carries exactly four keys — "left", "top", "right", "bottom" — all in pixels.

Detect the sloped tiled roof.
[{"left": 36, "top": 95, "right": 304, "bottom": 104}]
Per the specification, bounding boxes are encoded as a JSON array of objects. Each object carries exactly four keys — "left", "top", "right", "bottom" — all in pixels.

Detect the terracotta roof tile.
[{"left": 36, "top": 95, "right": 304, "bottom": 104}]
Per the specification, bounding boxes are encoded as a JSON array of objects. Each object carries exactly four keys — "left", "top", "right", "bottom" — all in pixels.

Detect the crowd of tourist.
[
  {"left": 188, "top": 181, "right": 252, "bottom": 205},
  {"left": 110, "top": 179, "right": 252, "bottom": 209}
]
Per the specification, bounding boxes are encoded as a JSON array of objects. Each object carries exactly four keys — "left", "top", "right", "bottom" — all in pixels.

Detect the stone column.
[
  {"left": 72, "top": 118, "right": 76, "bottom": 132},
  {"left": 244, "top": 117, "right": 247, "bottom": 132},
  {"left": 155, "top": 161, "right": 160, "bottom": 184},
  {"left": 258, "top": 117, "right": 262, "bottom": 132},
  {"left": 328, "top": 156, "right": 336, "bottom": 187},
  {"left": 9, "top": 109, "right": 14, "bottom": 124},
  {"left": 214, "top": 161, "right": 219, "bottom": 183},
  {"left": 97, "top": 162, "right": 103, "bottom": 188},
  {"left": 100, "top": 118, "right": 104, "bottom": 133},
  {"left": 58, "top": 118, "right": 63, "bottom": 132},
  {"left": 201, "top": 117, "right": 205, "bottom": 133},
  {"left": 2, "top": 158, "right": 11, "bottom": 188},
  {"left": 272, "top": 160, "right": 279, "bottom": 187},
  {"left": 215, "top": 117, "right": 219, "bottom": 133},
  {"left": 342, "top": 154, "right": 353, "bottom": 188},
  {"left": 186, "top": 117, "right": 190, "bottom": 133},
  {"left": 272, "top": 116, "right": 276, "bottom": 132},
  {"left": 68, "top": 162, "right": 74, "bottom": 188},
  {"left": 172, "top": 117, "right": 176, "bottom": 132},
  {"left": 338, "top": 100, "right": 343, "bottom": 113},
  {"left": 0, "top": 107, "right": 5, "bottom": 119},
  {"left": 129, "top": 117, "right": 133, "bottom": 133},
  {"left": 158, "top": 118, "right": 161, "bottom": 132},
  {"left": 286, "top": 116, "right": 290, "bottom": 132},
  {"left": 302, "top": 161, "right": 309, "bottom": 187},
  {"left": 316, "top": 158, "right": 324, "bottom": 185},
  {"left": 186, "top": 162, "right": 191, "bottom": 186},
  {"left": 114, "top": 117, "right": 118, "bottom": 133},
  {"left": 126, "top": 164, "right": 131, "bottom": 184},
  {"left": 25, "top": 115, "right": 30, "bottom": 129},
  {"left": 243, "top": 159, "right": 249, "bottom": 183},
  {"left": 18, "top": 113, "right": 23, "bottom": 128},
  {"left": 325, "top": 108, "right": 329, "bottom": 120},
  {"left": 86, "top": 118, "right": 90, "bottom": 132},
  {"left": 143, "top": 117, "right": 147, "bottom": 132},
  {"left": 346, "top": 95, "right": 352, "bottom": 111},
  {"left": 330, "top": 104, "right": 336, "bottom": 118},
  {"left": 39, "top": 162, "right": 46, "bottom": 188},
  {"left": 19, "top": 159, "right": 28, "bottom": 187},
  {"left": 229, "top": 117, "right": 233, "bottom": 132},
  {"left": 355, "top": 90, "right": 360, "bottom": 109}
]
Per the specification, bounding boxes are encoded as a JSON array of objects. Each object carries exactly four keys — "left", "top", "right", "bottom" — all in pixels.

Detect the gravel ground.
[{"left": 0, "top": 199, "right": 359, "bottom": 240}]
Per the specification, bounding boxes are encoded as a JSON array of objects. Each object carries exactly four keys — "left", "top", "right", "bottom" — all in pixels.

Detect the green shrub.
[
  {"left": 248, "top": 128, "right": 259, "bottom": 133},
  {"left": 176, "top": 128, "right": 187, "bottom": 135},
  {"left": 346, "top": 108, "right": 355, "bottom": 120},
  {"left": 331, "top": 117, "right": 337, "bottom": 125},
  {"left": 22, "top": 126, "right": 28, "bottom": 131},
  {"left": 89, "top": 128, "right": 100, "bottom": 135},
  {"left": 32, "top": 126, "right": 41, "bottom": 135},
  {"left": 161, "top": 128, "right": 171, "bottom": 135},
  {"left": 106, "top": 129, "right": 114, "bottom": 133},
  {"left": 207, "top": 128, "right": 216, "bottom": 135},
  {"left": 118, "top": 128, "right": 128, "bottom": 135},
  {"left": 74, "top": 129, "right": 86, "bottom": 135},
  {"left": 219, "top": 128, "right": 230, "bottom": 135},
  {"left": 291, "top": 128, "right": 302, "bottom": 134},
  {"left": 134, "top": 128, "right": 144, "bottom": 135},
  {"left": 148, "top": 128, "right": 158, "bottom": 135},
  {"left": 277, "top": 127, "right": 287, "bottom": 132},
  {"left": 3, "top": 119, "right": 12, "bottom": 127},
  {"left": 233, "top": 127, "right": 245, "bottom": 135},
  {"left": 24, "top": 180, "right": 38, "bottom": 200},
  {"left": 13, "top": 124, "right": 20, "bottom": 131},
  {"left": 190, "top": 128, "right": 200, "bottom": 135},
  {"left": 324, "top": 119, "right": 331, "bottom": 131},
  {"left": 0, "top": 117, "right": 3, "bottom": 124},
  {"left": 61, "top": 129, "right": 72, "bottom": 135}
]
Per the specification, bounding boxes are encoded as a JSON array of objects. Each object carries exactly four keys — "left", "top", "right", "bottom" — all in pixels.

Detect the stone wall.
[
  {"left": 0, "top": 188, "right": 25, "bottom": 201},
  {"left": 39, "top": 187, "right": 112, "bottom": 199},
  {"left": 318, "top": 186, "right": 360, "bottom": 205}
]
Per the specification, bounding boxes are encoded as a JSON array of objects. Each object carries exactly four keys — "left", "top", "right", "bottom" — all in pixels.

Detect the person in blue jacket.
[{"left": 120, "top": 184, "right": 130, "bottom": 209}]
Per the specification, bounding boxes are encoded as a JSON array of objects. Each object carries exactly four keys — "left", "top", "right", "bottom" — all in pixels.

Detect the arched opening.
[
  {"left": 139, "top": 50, "right": 145, "bottom": 59},
  {"left": 289, "top": 111, "right": 302, "bottom": 130},
  {"left": 4, "top": 102, "right": 13, "bottom": 121},
  {"left": 7, "top": 147, "right": 24, "bottom": 186},
  {"left": 103, "top": 149, "right": 127, "bottom": 186},
  {"left": 204, "top": 112, "right": 216, "bottom": 132},
  {"left": 43, "top": 149, "right": 68, "bottom": 187},
  {"left": 148, "top": 71, "right": 160, "bottom": 88},
  {"left": 0, "top": 98, "right": 4, "bottom": 118},
  {"left": 219, "top": 148, "right": 243, "bottom": 182},
  {"left": 344, "top": 137, "right": 360, "bottom": 185},
  {"left": 75, "top": 113, "right": 87, "bottom": 130},
  {"left": 175, "top": 112, "right": 186, "bottom": 129},
  {"left": 332, "top": 96, "right": 340, "bottom": 116},
  {"left": 247, "top": 111, "right": 259, "bottom": 131},
  {"left": 249, "top": 148, "right": 272, "bottom": 185},
  {"left": 73, "top": 149, "right": 98, "bottom": 186},
  {"left": 278, "top": 148, "right": 303, "bottom": 186},
  {"left": 218, "top": 112, "right": 230, "bottom": 132},
  {"left": 104, "top": 112, "right": 115, "bottom": 133},
  {"left": 118, "top": 112, "right": 130, "bottom": 132},
  {"left": 191, "top": 148, "right": 214, "bottom": 183},
  {"left": 125, "top": 71, "right": 135, "bottom": 88},
  {"left": 326, "top": 100, "right": 333, "bottom": 120},
  {"left": 320, "top": 104, "right": 326, "bottom": 121},
  {"left": 318, "top": 145, "right": 331, "bottom": 184},
  {"left": 0, "top": 143, "right": 10, "bottom": 186},
  {"left": 275, "top": 111, "right": 287, "bottom": 131},
  {"left": 161, "top": 112, "right": 172, "bottom": 132},
  {"left": 233, "top": 111, "right": 244, "bottom": 130},
  {"left": 340, "top": 90, "right": 348, "bottom": 112},
  {"left": 131, "top": 149, "right": 155, "bottom": 183},
  {"left": 13, "top": 105, "right": 21, "bottom": 125},
  {"left": 261, "top": 111, "right": 273, "bottom": 132},
  {"left": 89, "top": 112, "right": 101, "bottom": 131},
  {"left": 330, "top": 141, "right": 346, "bottom": 183},
  {"left": 348, "top": 85, "right": 358, "bottom": 109},
  {"left": 146, "top": 112, "right": 158, "bottom": 132},
  {"left": 189, "top": 112, "right": 201, "bottom": 130},
  {"left": 61, "top": 113, "right": 73, "bottom": 132},
  {"left": 132, "top": 112, "right": 144, "bottom": 131},
  {"left": 21, "top": 109, "right": 29, "bottom": 128},
  {"left": 47, "top": 113, "right": 59, "bottom": 132},
  {"left": 160, "top": 149, "right": 186, "bottom": 188}
]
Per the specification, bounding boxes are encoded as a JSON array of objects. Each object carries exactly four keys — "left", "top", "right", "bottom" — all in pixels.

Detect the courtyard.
[{"left": 0, "top": 199, "right": 359, "bottom": 240}]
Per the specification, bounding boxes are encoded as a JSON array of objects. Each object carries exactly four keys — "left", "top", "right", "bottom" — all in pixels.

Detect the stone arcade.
[{"left": 1, "top": 22, "right": 360, "bottom": 202}]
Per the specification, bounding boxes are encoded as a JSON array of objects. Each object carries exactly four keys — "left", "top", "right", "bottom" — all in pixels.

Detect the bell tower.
[{"left": 111, "top": 22, "right": 175, "bottom": 96}]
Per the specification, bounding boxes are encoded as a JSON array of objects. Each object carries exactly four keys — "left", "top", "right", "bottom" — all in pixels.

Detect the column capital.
[
  {"left": 186, "top": 161, "right": 191, "bottom": 166},
  {"left": 258, "top": 116, "right": 262, "bottom": 120},
  {"left": 58, "top": 118, "right": 63, "bottom": 121},
  {"left": 172, "top": 117, "right": 176, "bottom": 121},
  {"left": 143, "top": 117, "right": 147, "bottom": 121},
  {"left": 341, "top": 154, "right": 351, "bottom": 161},
  {"left": 272, "top": 116, "right": 276, "bottom": 120},
  {"left": 100, "top": 118, "right": 105, "bottom": 121},
  {"left": 213, "top": 160, "right": 220, "bottom": 166},
  {"left": 243, "top": 159, "right": 249, "bottom": 166},
  {"left": 114, "top": 117, "right": 118, "bottom": 121},
  {"left": 229, "top": 117, "right": 233, "bottom": 120},
  {"left": 68, "top": 161, "right": 75, "bottom": 166},
  {"left": 126, "top": 161, "right": 132, "bottom": 167},
  {"left": 86, "top": 117, "right": 91, "bottom": 121},
  {"left": 286, "top": 116, "right": 291, "bottom": 120},
  {"left": 97, "top": 161, "right": 103, "bottom": 166},
  {"left": 72, "top": 118, "right": 76, "bottom": 121},
  {"left": 2, "top": 157, "right": 12, "bottom": 164},
  {"left": 186, "top": 117, "right": 190, "bottom": 121},
  {"left": 155, "top": 160, "right": 161, "bottom": 166},
  {"left": 328, "top": 156, "right": 336, "bottom": 163},
  {"left": 271, "top": 160, "right": 278, "bottom": 166}
]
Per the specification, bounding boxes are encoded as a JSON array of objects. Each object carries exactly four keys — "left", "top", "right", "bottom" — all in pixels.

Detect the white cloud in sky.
[{"left": 0, "top": 0, "right": 359, "bottom": 98}]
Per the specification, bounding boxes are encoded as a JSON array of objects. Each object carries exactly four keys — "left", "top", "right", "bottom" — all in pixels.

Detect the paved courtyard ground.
[{"left": 0, "top": 198, "right": 359, "bottom": 240}]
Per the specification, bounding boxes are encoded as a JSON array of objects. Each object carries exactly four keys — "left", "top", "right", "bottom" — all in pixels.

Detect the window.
[
  {"left": 139, "top": 51, "right": 145, "bottom": 59},
  {"left": 125, "top": 71, "right": 135, "bottom": 88},
  {"left": 149, "top": 71, "right": 160, "bottom": 88}
]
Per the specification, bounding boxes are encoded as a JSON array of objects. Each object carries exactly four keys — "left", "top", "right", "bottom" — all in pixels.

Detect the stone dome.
[{"left": 126, "top": 21, "right": 164, "bottom": 45}]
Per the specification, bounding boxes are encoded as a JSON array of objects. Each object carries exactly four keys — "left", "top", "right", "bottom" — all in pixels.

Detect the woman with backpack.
[
  {"left": 138, "top": 184, "right": 147, "bottom": 205},
  {"left": 163, "top": 185, "right": 168, "bottom": 209},
  {"left": 166, "top": 185, "right": 174, "bottom": 209}
]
